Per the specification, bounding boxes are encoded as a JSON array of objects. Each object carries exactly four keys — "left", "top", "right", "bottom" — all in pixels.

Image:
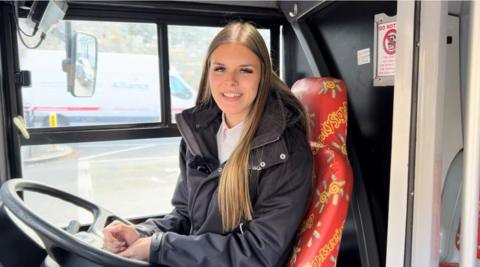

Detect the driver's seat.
[{"left": 288, "top": 77, "right": 353, "bottom": 267}]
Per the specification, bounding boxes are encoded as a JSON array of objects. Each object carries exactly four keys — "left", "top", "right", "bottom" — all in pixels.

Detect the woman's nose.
[{"left": 225, "top": 72, "right": 238, "bottom": 87}]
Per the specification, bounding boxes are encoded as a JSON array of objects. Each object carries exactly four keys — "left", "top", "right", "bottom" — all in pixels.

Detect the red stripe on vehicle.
[{"left": 32, "top": 106, "right": 100, "bottom": 111}]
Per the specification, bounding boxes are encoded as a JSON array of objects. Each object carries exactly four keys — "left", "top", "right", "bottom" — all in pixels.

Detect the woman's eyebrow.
[
  {"left": 211, "top": 62, "right": 257, "bottom": 68},
  {"left": 239, "top": 64, "right": 255, "bottom": 68}
]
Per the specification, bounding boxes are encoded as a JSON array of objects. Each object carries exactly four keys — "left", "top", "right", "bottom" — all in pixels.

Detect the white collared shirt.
[{"left": 216, "top": 113, "right": 245, "bottom": 164}]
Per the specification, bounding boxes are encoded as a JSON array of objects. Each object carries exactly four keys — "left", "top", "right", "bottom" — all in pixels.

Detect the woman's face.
[{"left": 208, "top": 43, "right": 261, "bottom": 127}]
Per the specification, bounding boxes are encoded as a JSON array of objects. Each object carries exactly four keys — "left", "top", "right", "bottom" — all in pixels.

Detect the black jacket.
[{"left": 137, "top": 90, "right": 313, "bottom": 267}]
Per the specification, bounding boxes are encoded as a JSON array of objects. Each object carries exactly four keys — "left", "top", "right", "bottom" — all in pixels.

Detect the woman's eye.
[
  {"left": 240, "top": 68, "right": 253, "bottom": 74},
  {"left": 213, "top": 66, "right": 225, "bottom": 72}
]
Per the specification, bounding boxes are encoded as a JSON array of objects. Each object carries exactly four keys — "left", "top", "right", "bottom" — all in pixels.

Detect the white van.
[{"left": 21, "top": 49, "right": 197, "bottom": 127}]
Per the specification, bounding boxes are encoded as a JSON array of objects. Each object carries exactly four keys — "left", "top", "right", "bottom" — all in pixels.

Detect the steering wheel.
[{"left": 0, "top": 178, "right": 153, "bottom": 267}]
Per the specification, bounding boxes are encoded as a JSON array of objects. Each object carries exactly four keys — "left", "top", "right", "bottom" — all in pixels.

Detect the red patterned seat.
[{"left": 288, "top": 77, "right": 353, "bottom": 267}]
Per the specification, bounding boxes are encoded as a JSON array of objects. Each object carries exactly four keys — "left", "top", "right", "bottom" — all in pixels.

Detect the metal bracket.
[
  {"left": 279, "top": 1, "right": 331, "bottom": 77},
  {"left": 15, "top": 70, "right": 31, "bottom": 87}
]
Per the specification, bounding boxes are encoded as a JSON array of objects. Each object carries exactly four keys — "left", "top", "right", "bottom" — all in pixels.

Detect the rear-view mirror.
[{"left": 68, "top": 32, "right": 98, "bottom": 97}]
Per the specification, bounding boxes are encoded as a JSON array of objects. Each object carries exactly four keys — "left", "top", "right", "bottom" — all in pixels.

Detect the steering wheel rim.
[{"left": 0, "top": 178, "right": 151, "bottom": 267}]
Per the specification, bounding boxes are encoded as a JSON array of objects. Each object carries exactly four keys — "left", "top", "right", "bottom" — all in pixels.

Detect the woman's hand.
[
  {"left": 118, "top": 237, "right": 152, "bottom": 261},
  {"left": 102, "top": 220, "right": 140, "bottom": 253}
]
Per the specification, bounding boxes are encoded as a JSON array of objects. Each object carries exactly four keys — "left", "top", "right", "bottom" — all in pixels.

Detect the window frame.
[{"left": 1, "top": 1, "right": 283, "bottom": 179}]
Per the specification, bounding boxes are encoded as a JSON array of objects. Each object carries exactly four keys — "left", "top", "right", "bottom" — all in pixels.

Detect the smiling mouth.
[{"left": 222, "top": 92, "right": 242, "bottom": 98}]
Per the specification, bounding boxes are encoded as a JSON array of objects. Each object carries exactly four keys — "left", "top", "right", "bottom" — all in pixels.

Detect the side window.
[
  {"left": 21, "top": 137, "right": 181, "bottom": 226},
  {"left": 19, "top": 20, "right": 161, "bottom": 128},
  {"left": 170, "top": 75, "right": 193, "bottom": 100},
  {"left": 18, "top": 20, "right": 175, "bottom": 226}
]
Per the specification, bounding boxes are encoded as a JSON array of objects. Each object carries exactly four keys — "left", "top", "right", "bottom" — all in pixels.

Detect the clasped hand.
[{"left": 102, "top": 220, "right": 151, "bottom": 262}]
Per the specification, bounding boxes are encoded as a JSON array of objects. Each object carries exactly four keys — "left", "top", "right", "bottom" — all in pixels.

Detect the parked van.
[{"left": 21, "top": 49, "right": 197, "bottom": 127}]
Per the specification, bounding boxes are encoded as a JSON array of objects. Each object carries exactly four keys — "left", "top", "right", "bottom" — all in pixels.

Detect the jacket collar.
[{"left": 176, "top": 89, "right": 301, "bottom": 155}]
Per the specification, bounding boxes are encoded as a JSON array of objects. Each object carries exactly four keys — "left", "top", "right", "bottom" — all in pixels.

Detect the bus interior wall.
[
  {"left": 446, "top": 1, "right": 470, "bottom": 136},
  {"left": 283, "top": 1, "right": 397, "bottom": 266},
  {"left": 458, "top": 1, "right": 471, "bottom": 129},
  {"left": 282, "top": 23, "right": 314, "bottom": 87}
]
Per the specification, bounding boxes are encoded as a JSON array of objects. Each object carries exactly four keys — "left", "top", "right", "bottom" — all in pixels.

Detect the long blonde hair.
[{"left": 196, "top": 22, "right": 309, "bottom": 231}]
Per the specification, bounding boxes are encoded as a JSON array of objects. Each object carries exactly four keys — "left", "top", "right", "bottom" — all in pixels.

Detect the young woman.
[{"left": 103, "top": 21, "right": 313, "bottom": 267}]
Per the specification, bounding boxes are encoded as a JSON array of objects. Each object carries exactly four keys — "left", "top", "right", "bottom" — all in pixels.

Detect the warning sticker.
[
  {"left": 377, "top": 21, "right": 397, "bottom": 76},
  {"left": 383, "top": 28, "right": 397, "bottom": 55}
]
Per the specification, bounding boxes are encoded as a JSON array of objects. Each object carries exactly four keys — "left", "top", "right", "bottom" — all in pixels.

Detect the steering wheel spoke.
[{"left": 89, "top": 207, "right": 110, "bottom": 236}]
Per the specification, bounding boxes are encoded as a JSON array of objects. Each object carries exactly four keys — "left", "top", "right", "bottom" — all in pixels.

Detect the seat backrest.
[{"left": 288, "top": 77, "right": 353, "bottom": 267}]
